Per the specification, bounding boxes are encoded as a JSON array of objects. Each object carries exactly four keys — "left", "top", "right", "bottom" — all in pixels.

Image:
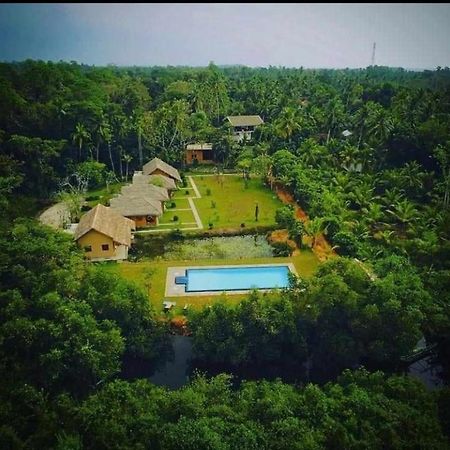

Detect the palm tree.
[
  {"left": 362, "top": 202, "right": 384, "bottom": 230},
  {"left": 433, "top": 144, "right": 450, "bottom": 209},
  {"left": 382, "top": 188, "right": 405, "bottom": 209},
  {"left": 274, "top": 107, "right": 301, "bottom": 143},
  {"left": 386, "top": 199, "right": 419, "bottom": 233},
  {"left": 122, "top": 154, "right": 133, "bottom": 182},
  {"left": 400, "top": 161, "right": 425, "bottom": 196},
  {"left": 99, "top": 121, "right": 114, "bottom": 174},
  {"left": 304, "top": 217, "right": 327, "bottom": 249},
  {"left": 349, "top": 181, "right": 377, "bottom": 210},
  {"left": 71, "top": 123, "right": 90, "bottom": 161}
]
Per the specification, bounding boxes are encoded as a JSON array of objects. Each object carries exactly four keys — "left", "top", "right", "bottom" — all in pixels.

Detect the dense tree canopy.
[{"left": 1, "top": 60, "right": 450, "bottom": 449}]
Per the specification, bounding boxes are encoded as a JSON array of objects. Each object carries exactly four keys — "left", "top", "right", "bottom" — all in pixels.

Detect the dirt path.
[{"left": 273, "top": 184, "right": 336, "bottom": 262}]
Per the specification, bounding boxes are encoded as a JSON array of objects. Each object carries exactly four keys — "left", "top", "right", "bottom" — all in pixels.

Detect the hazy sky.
[{"left": 1, "top": 3, "right": 449, "bottom": 69}]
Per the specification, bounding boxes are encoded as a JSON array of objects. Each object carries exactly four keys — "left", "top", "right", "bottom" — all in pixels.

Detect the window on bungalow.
[{"left": 102, "top": 244, "right": 109, "bottom": 251}]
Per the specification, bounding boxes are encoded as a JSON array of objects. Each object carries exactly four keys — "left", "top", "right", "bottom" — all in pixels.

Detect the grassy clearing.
[
  {"left": 103, "top": 250, "right": 319, "bottom": 313},
  {"left": 165, "top": 198, "right": 191, "bottom": 209},
  {"left": 85, "top": 182, "right": 125, "bottom": 207},
  {"left": 159, "top": 208, "right": 196, "bottom": 225},
  {"left": 193, "top": 175, "right": 282, "bottom": 229}
]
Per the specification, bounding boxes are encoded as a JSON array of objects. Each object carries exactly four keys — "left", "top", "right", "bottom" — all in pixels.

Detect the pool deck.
[{"left": 165, "top": 263, "right": 298, "bottom": 297}]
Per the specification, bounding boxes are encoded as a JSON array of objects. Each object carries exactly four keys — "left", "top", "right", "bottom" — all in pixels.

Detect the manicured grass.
[
  {"left": 159, "top": 209, "right": 196, "bottom": 225},
  {"left": 103, "top": 250, "right": 320, "bottom": 313},
  {"left": 165, "top": 198, "right": 191, "bottom": 209},
  {"left": 193, "top": 175, "right": 282, "bottom": 229}
]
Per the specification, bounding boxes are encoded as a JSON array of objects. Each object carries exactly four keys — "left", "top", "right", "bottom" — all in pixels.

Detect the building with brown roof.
[
  {"left": 132, "top": 173, "right": 177, "bottom": 192},
  {"left": 142, "top": 157, "right": 181, "bottom": 183},
  {"left": 109, "top": 195, "right": 163, "bottom": 228},
  {"left": 225, "top": 115, "right": 264, "bottom": 142},
  {"left": 74, "top": 204, "right": 135, "bottom": 261},
  {"left": 121, "top": 183, "right": 170, "bottom": 203},
  {"left": 185, "top": 143, "right": 214, "bottom": 165}
]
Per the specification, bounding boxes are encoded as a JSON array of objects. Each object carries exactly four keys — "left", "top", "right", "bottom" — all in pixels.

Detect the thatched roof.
[
  {"left": 132, "top": 173, "right": 177, "bottom": 190},
  {"left": 225, "top": 115, "right": 264, "bottom": 127},
  {"left": 74, "top": 204, "right": 135, "bottom": 246},
  {"left": 142, "top": 157, "right": 181, "bottom": 182},
  {"left": 186, "top": 143, "right": 213, "bottom": 151},
  {"left": 121, "top": 183, "right": 170, "bottom": 201},
  {"left": 109, "top": 195, "right": 163, "bottom": 217}
]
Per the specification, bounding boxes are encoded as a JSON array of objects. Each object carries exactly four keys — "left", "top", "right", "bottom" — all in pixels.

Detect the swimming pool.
[{"left": 175, "top": 265, "right": 291, "bottom": 292}]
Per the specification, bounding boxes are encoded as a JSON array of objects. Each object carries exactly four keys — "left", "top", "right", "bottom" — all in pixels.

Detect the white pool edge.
[{"left": 165, "top": 262, "right": 297, "bottom": 297}]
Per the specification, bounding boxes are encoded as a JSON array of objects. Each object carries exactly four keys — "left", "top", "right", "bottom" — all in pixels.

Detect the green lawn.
[
  {"left": 85, "top": 182, "right": 125, "bottom": 207},
  {"left": 103, "top": 250, "right": 320, "bottom": 313},
  {"left": 193, "top": 175, "right": 282, "bottom": 229},
  {"left": 165, "top": 198, "right": 191, "bottom": 209},
  {"left": 158, "top": 209, "right": 196, "bottom": 225}
]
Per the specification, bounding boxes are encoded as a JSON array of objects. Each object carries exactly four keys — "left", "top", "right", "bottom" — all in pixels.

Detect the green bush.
[
  {"left": 168, "top": 229, "right": 184, "bottom": 241},
  {"left": 270, "top": 241, "right": 292, "bottom": 257},
  {"left": 332, "top": 231, "right": 358, "bottom": 256},
  {"left": 206, "top": 188, "right": 212, "bottom": 196},
  {"left": 173, "top": 215, "right": 179, "bottom": 222},
  {"left": 275, "top": 205, "right": 295, "bottom": 229}
]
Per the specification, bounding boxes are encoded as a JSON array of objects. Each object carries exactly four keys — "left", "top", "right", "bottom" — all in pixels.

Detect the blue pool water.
[{"left": 183, "top": 265, "right": 291, "bottom": 292}]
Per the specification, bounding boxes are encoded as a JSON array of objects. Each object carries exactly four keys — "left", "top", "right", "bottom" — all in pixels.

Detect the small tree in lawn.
[{"left": 255, "top": 202, "right": 259, "bottom": 222}]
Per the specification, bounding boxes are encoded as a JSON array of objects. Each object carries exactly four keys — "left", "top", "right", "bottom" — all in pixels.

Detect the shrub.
[
  {"left": 81, "top": 205, "right": 91, "bottom": 212},
  {"left": 85, "top": 195, "right": 99, "bottom": 202},
  {"left": 171, "top": 201, "right": 176, "bottom": 208},
  {"left": 211, "top": 201, "right": 216, "bottom": 209},
  {"left": 271, "top": 241, "right": 292, "bottom": 257},
  {"left": 332, "top": 231, "right": 358, "bottom": 256},
  {"left": 206, "top": 188, "right": 212, "bottom": 196},
  {"left": 275, "top": 205, "right": 295, "bottom": 229},
  {"left": 240, "top": 223, "right": 246, "bottom": 228},
  {"left": 173, "top": 215, "right": 179, "bottom": 222},
  {"left": 185, "top": 190, "right": 189, "bottom": 195},
  {"left": 323, "top": 216, "right": 341, "bottom": 240},
  {"left": 168, "top": 228, "right": 184, "bottom": 241},
  {"left": 209, "top": 222, "right": 213, "bottom": 230}
]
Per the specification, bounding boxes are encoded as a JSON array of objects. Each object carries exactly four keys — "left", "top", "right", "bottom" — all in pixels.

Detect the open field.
[{"left": 193, "top": 175, "right": 283, "bottom": 229}]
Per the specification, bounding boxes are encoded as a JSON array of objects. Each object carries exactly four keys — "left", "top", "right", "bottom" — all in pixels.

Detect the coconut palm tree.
[
  {"left": 362, "top": 202, "right": 385, "bottom": 230},
  {"left": 71, "top": 123, "right": 90, "bottom": 161},
  {"left": 99, "top": 121, "right": 114, "bottom": 174},
  {"left": 274, "top": 107, "right": 301, "bottom": 143},
  {"left": 386, "top": 199, "right": 419, "bottom": 233},
  {"left": 122, "top": 154, "right": 133, "bottom": 182},
  {"left": 304, "top": 217, "right": 327, "bottom": 249},
  {"left": 382, "top": 188, "right": 405, "bottom": 209}
]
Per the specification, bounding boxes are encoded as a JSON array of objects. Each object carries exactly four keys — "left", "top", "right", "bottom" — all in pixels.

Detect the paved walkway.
[
  {"left": 188, "top": 175, "right": 202, "bottom": 198},
  {"left": 188, "top": 196, "right": 203, "bottom": 229}
]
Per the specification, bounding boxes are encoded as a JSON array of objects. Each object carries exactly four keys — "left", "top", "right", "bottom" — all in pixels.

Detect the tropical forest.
[{"left": 1, "top": 58, "right": 450, "bottom": 449}]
